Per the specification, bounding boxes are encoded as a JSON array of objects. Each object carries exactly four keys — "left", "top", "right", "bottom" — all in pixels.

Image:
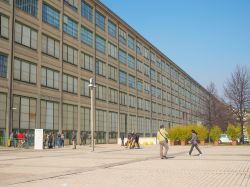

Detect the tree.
[
  {"left": 224, "top": 65, "right": 250, "bottom": 143},
  {"left": 204, "top": 82, "right": 234, "bottom": 142}
]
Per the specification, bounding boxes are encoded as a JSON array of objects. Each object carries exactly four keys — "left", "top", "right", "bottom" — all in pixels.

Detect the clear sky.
[{"left": 101, "top": 0, "right": 250, "bottom": 96}]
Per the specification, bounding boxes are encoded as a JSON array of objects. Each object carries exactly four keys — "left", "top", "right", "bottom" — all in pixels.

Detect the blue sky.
[{"left": 101, "top": 0, "right": 250, "bottom": 96}]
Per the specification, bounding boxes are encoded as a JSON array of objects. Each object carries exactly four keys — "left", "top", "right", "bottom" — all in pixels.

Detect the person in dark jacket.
[
  {"left": 72, "top": 131, "right": 76, "bottom": 149},
  {"left": 188, "top": 130, "right": 202, "bottom": 156}
]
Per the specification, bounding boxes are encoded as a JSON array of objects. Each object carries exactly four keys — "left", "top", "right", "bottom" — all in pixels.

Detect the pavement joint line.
[{"left": 7, "top": 150, "right": 188, "bottom": 186}]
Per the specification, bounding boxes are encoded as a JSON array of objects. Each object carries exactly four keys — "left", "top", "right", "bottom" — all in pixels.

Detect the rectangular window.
[
  {"left": 42, "top": 3, "right": 60, "bottom": 29},
  {"left": 96, "top": 35, "right": 106, "bottom": 54},
  {"left": 96, "top": 11, "right": 105, "bottom": 30},
  {"left": 118, "top": 49, "right": 126, "bottom": 64},
  {"left": 63, "top": 104, "right": 78, "bottom": 131},
  {"left": 109, "top": 88, "right": 118, "bottom": 104},
  {"left": 108, "top": 65, "right": 117, "bottom": 81},
  {"left": 151, "top": 68, "right": 157, "bottom": 81},
  {"left": 63, "top": 74, "right": 78, "bottom": 94},
  {"left": 63, "top": 15, "right": 78, "bottom": 38},
  {"left": 119, "top": 28, "right": 126, "bottom": 45},
  {"left": 145, "top": 100, "right": 151, "bottom": 111},
  {"left": 80, "top": 79, "right": 90, "bottom": 97},
  {"left": 80, "top": 52, "right": 93, "bottom": 71},
  {"left": 108, "top": 42, "right": 117, "bottom": 59},
  {"left": 144, "top": 47, "right": 150, "bottom": 59},
  {"left": 96, "top": 59, "right": 106, "bottom": 77},
  {"left": 128, "top": 35, "right": 135, "bottom": 50},
  {"left": 14, "top": 58, "right": 36, "bottom": 84},
  {"left": 127, "top": 54, "right": 135, "bottom": 69},
  {"left": 136, "top": 60, "right": 144, "bottom": 73},
  {"left": 41, "top": 100, "right": 59, "bottom": 130},
  {"left": 15, "top": 22, "right": 37, "bottom": 49},
  {"left": 80, "top": 107, "right": 90, "bottom": 131},
  {"left": 128, "top": 74, "right": 135, "bottom": 89},
  {"left": 119, "top": 70, "right": 127, "bottom": 85},
  {"left": 129, "top": 95, "right": 136, "bottom": 108},
  {"left": 136, "top": 42, "right": 143, "bottom": 56},
  {"left": 144, "top": 82, "right": 150, "bottom": 94},
  {"left": 42, "top": 35, "right": 60, "bottom": 58},
  {"left": 0, "top": 14, "right": 9, "bottom": 38},
  {"left": 81, "top": 26, "right": 93, "bottom": 47},
  {"left": 108, "top": 20, "right": 117, "bottom": 38},
  {"left": 41, "top": 67, "right": 59, "bottom": 89},
  {"left": 137, "top": 79, "right": 143, "bottom": 92},
  {"left": 119, "top": 92, "right": 127, "bottom": 106},
  {"left": 0, "top": 54, "right": 7, "bottom": 78},
  {"left": 16, "top": 0, "right": 38, "bottom": 17},
  {"left": 63, "top": 44, "right": 78, "bottom": 65},
  {"left": 144, "top": 64, "right": 150, "bottom": 76},
  {"left": 137, "top": 98, "right": 144, "bottom": 110},
  {"left": 13, "top": 95, "right": 36, "bottom": 129},
  {"left": 64, "top": 0, "right": 78, "bottom": 11},
  {"left": 96, "top": 84, "right": 106, "bottom": 101},
  {"left": 81, "top": 0, "right": 93, "bottom": 22},
  {"left": 0, "top": 93, "right": 7, "bottom": 129},
  {"left": 96, "top": 110, "right": 106, "bottom": 132}
]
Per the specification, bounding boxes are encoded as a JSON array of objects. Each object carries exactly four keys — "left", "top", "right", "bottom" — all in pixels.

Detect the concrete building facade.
[{"left": 0, "top": 0, "right": 208, "bottom": 143}]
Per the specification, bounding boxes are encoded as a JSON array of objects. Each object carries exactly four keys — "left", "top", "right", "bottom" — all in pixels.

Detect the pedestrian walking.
[
  {"left": 157, "top": 125, "right": 169, "bottom": 159},
  {"left": 13, "top": 131, "right": 17, "bottom": 148},
  {"left": 121, "top": 134, "right": 124, "bottom": 146},
  {"left": 188, "top": 130, "right": 202, "bottom": 156},
  {"left": 61, "top": 133, "right": 64, "bottom": 147},
  {"left": 72, "top": 131, "right": 76, "bottom": 149},
  {"left": 80, "top": 132, "right": 84, "bottom": 145}
]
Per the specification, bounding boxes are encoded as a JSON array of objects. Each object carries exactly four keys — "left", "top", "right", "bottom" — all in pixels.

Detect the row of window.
[
  {"left": 0, "top": 15, "right": 187, "bottom": 87},
  {"left": 0, "top": 92, "right": 199, "bottom": 131},
  {"left": 10, "top": 1, "right": 193, "bottom": 80},
  {"left": 0, "top": 55, "right": 204, "bottom": 107}
]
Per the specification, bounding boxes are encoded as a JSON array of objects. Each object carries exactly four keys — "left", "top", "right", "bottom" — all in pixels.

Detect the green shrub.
[
  {"left": 210, "top": 126, "right": 222, "bottom": 141},
  {"left": 176, "top": 126, "right": 190, "bottom": 141},
  {"left": 168, "top": 127, "right": 178, "bottom": 141},
  {"left": 246, "top": 126, "right": 250, "bottom": 139},
  {"left": 195, "top": 126, "right": 208, "bottom": 141},
  {"left": 226, "top": 124, "right": 241, "bottom": 141}
]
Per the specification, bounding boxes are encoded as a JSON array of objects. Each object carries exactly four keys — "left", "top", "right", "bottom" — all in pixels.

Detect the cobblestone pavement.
[{"left": 0, "top": 145, "right": 250, "bottom": 187}]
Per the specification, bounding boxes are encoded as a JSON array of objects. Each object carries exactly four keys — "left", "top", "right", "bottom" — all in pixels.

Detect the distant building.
[{"left": 0, "top": 0, "right": 208, "bottom": 143}]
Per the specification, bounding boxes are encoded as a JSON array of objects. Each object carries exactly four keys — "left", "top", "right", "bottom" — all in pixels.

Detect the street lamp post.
[{"left": 88, "top": 78, "right": 96, "bottom": 151}]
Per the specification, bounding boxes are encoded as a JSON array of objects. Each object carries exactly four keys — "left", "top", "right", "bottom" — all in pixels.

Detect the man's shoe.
[{"left": 199, "top": 153, "right": 202, "bottom": 156}]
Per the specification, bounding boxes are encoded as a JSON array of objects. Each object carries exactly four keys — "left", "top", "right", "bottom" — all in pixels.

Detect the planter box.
[
  {"left": 169, "top": 140, "right": 175, "bottom": 146},
  {"left": 200, "top": 140, "right": 205, "bottom": 145},
  {"left": 232, "top": 140, "right": 237, "bottom": 145},
  {"left": 181, "top": 140, "right": 186, "bottom": 146},
  {"left": 214, "top": 141, "right": 219, "bottom": 145}
]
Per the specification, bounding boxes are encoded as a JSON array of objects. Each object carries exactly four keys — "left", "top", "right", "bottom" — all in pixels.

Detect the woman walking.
[{"left": 188, "top": 130, "right": 202, "bottom": 156}]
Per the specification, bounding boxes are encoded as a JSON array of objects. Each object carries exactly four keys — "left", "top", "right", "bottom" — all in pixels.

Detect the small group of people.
[
  {"left": 43, "top": 132, "right": 65, "bottom": 149},
  {"left": 9, "top": 131, "right": 32, "bottom": 148},
  {"left": 123, "top": 132, "right": 140, "bottom": 149},
  {"left": 157, "top": 125, "right": 202, "bottom": 159}
]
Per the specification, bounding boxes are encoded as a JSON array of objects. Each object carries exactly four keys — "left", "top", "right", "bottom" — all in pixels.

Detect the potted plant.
[
  {"left": 196, "top": 126, "right": 208, "bottom": 145},
  {"left": 210, "top": 126, "right": 222, "bottom": 145},
  {"left": 247, "top": 126, "right": 250, "bottom": 140},
  {"left": 226, "top": 124, "right": 241, "bottom": 145},
  {"left": 176, "top": 126, "right": 189, "bottom": 145},
  {"left": 168, "top": 127, "right": 177, "bottom": 146}
]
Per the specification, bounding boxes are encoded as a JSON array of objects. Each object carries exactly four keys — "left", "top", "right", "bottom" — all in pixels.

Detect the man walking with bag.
[{"left": 157, "top": 125, "right": 169, "bottom": 159}]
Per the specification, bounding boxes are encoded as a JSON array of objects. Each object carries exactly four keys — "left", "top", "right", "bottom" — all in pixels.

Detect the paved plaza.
[{"left": 0, "top": 144, "right": 250, "bottom": 187}]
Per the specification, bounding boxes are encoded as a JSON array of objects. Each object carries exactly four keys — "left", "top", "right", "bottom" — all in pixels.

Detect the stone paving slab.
[{"left": 0, "top": 145, "right": 250, "bottom": 187}]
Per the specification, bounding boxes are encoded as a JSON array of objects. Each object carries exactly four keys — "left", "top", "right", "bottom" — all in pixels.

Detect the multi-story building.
[{"left": 0, "top": 0, "right": 208, "bottom": 143}]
